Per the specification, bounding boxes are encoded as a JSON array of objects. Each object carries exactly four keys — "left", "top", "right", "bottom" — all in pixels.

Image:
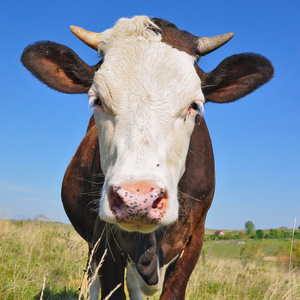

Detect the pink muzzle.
[{"left": 108, "top": 182, "right": 168, "bottom": 224}]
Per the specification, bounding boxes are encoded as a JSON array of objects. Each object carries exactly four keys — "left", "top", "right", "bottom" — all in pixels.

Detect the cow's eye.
[
  {"left": 190, "top": 102, "right": 199, "bottom": 111},
  {"left": 187, "top": 102, "right": 203, "bottom": 116},
  {"left": 93, "top": 97, "right": 106, "bottom": 112},
  {"left": 94, "top": 97, "right": 102, "bottom": 107}
]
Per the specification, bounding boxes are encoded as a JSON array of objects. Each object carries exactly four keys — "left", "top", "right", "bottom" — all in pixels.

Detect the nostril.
[
  {"left": 110, "top": 195, "right": 125, "bottom": 215},
  {"left": 152, "top": 197, "right": 163, "bottom": 209},
  {"left": 152, "top": 188, "right": 167, "bottom": 209}
]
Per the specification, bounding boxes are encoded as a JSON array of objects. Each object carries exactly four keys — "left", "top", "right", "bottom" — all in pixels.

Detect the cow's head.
[{"left": 21, "top": 16, "right": 274, "bottom": 233}]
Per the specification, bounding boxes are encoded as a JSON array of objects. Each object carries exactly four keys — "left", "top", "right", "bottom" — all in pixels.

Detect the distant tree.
[
  {"left": 269, "top": 228, "right": 276, "bottom": 238},
  {"left": 279, "top": 227, "right": 288, "bottom": 230},
  {"left": 269, "top": 228, "right": 282, "bottom": 239},
  {"left": 34, "top": 214, "right": 50, "bottom": 221},
  {"left": 245, "top": 220, "right": 256, "bottom": 235},
  {"left": 255, "top": 229, "right": 264, "bottom": 239}
]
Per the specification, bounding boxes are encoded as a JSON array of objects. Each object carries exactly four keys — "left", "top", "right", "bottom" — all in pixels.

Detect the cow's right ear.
[
  {"left": 198, "top": 53, "right": 274, "bottom": 103},
  {"left": 21, "top": 41, "right": 100, "bottom": 94}
]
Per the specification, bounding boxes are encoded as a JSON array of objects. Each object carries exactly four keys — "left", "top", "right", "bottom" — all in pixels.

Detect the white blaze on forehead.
[{"left": 94, "top": 16, "right": 203, "bottom": 116}]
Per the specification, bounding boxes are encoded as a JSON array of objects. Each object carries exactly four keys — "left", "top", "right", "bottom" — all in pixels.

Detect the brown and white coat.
[{"left": 21, "top": 16, "right": 274, "bottom": 299}]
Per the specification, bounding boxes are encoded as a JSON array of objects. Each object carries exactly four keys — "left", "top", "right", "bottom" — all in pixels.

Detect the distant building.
[{"left": 214, "top": 230, "right": 225, "bottom": 237}]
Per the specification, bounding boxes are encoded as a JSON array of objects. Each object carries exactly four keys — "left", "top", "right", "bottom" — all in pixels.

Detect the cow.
[{"left": 21, "top": 16, "right": 274, "bottom": 300}]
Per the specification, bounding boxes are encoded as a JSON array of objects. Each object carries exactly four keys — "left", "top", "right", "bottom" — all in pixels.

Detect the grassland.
[
  {"left": 0, "top": 219, "right": 86, "bottom": 299},
  {"left": 0, "top": 219, "right": 299, "bottom": 299}
]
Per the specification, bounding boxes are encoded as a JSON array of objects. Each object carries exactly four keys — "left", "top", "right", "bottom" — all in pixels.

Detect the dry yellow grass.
[
  {"left": 0, "top": 219, "right": 87, "bottom": 299},
  {"left": 186, "top": 255, "right": 300, "bottom": 299},
  {"left": 1, "top": 219, "right": 299, "bottom": 299}
]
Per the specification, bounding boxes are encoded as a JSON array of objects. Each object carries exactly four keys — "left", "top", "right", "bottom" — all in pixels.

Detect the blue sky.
[{"left": 1, "top": 0, "right": 299, "bottom": 230}]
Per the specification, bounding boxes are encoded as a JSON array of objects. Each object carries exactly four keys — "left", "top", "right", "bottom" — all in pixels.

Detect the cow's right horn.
[
  {"left": 197, "top": 32, "right": 234, "bottom": 56},
  {"left": 70, "top": 26, "right": 101, "bottom": 51}
]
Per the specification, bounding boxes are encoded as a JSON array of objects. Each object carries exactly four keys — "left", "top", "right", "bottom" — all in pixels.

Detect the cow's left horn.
[
  {"left": 197, "top": 32, "right": 234, "bottom": 56},
  {"left": 70, "top": 26, "right": 101, "bottom": 51}
]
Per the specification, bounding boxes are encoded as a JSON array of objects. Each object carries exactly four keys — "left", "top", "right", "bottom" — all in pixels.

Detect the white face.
[{"left": 88, "top": 17, "right": 204, "bottom": 233}]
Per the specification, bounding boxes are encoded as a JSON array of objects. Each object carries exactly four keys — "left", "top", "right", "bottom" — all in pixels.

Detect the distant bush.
[
  {"left": 283, "top": 231, "right": 292, "bottom": 238},
  {"left": 255, "top": 229, "right": 264, "bottom": 239},
  {"left": 276, "top": 240, "right": 300, "bottom": 269},
  {"left": 265, "top": 229, "right": 300, "bottom": 240},
  {"left": 205, "top": 231, "right": 246, "bottom": 241},
  {"left": 205, "top": 229, "right": 300, "bottom": 241},
  {"left": 240, "top": 242, "right": 264, "bottom": 267}
]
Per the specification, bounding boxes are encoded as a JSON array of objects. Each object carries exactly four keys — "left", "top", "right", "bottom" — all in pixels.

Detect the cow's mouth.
[{"left": 117, "top": 222, "right": 158, "bottom": 233}]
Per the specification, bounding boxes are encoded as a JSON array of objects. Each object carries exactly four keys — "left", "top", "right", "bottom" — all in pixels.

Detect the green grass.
[
  {"left": 0, "top": 219, "right": 299, "bottom": 299},
  {"left": 0, "top": 219, "right": 87, "bottom": 299},
  {"left": 204, "top": 239, "right": 290, "bottom": 260},
  {"left": 203, "top": 241, "right": 244, "bottom": 259},
  {"left": 186, "top": 239, "right": 300, "bottom": 299}
]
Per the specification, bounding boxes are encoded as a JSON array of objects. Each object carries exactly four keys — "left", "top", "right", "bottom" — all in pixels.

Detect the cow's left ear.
[
  {"left": 198, "top": 53, "right": 274, "bottom": 103},
  {"left": 21, "top": 41, "right": 100, "bottom": 94}
]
